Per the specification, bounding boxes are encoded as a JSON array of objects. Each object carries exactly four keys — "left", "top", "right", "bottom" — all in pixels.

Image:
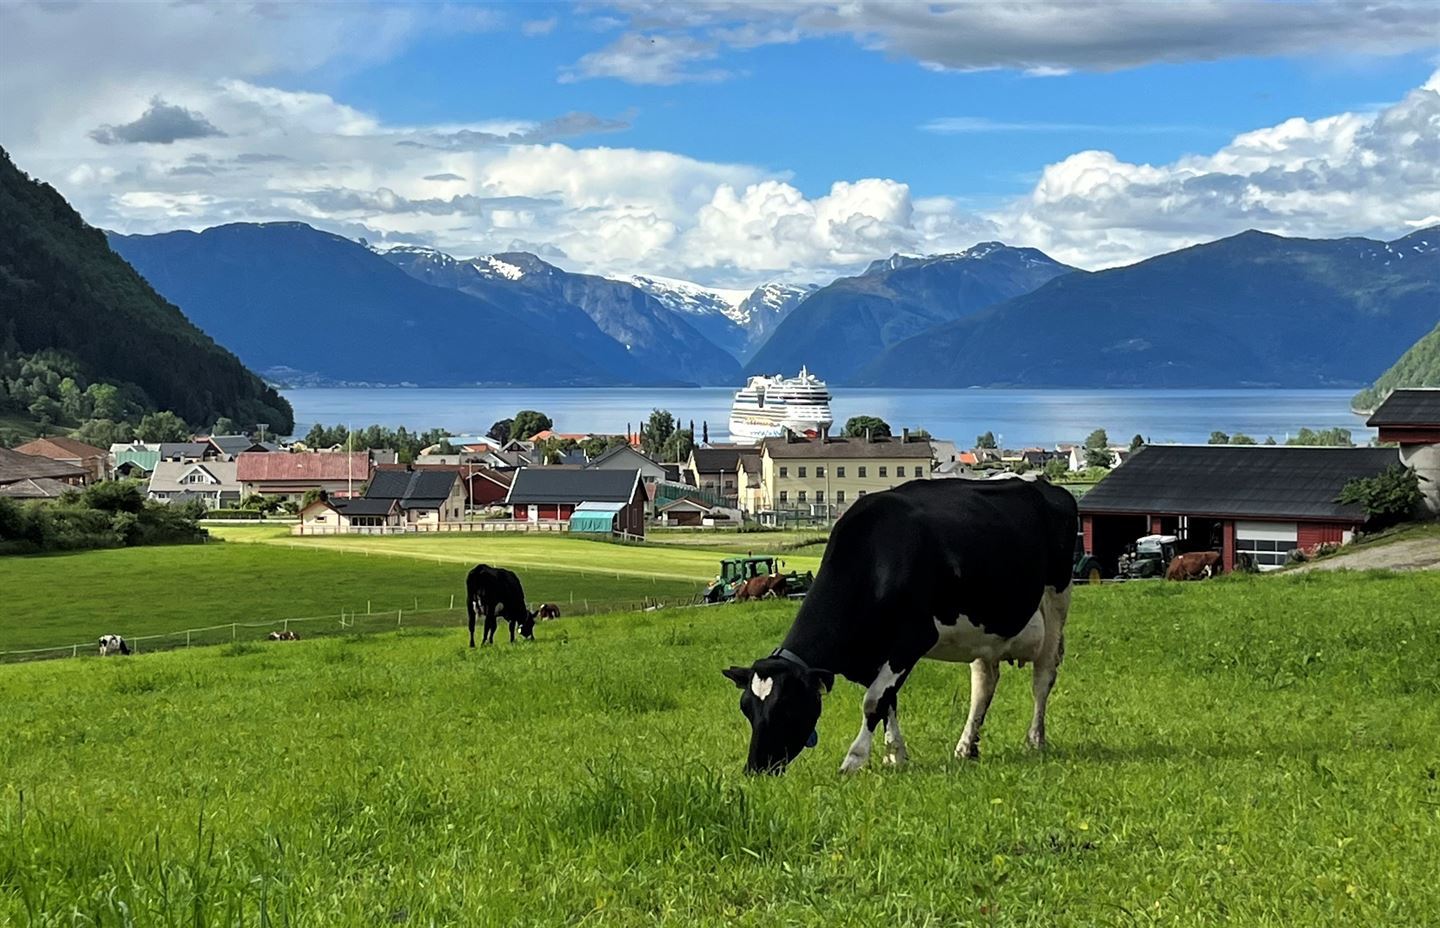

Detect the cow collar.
[{"left": 770, "top": 647, "right": 821, "bottom": 750}]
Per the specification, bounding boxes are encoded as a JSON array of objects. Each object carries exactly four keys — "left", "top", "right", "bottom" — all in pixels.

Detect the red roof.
[
  {"left": 237, "top": 451, "right": 372, "bottom": 482},
  {"left": 14, "top": 436, "right": 107, "bottom": 460}
]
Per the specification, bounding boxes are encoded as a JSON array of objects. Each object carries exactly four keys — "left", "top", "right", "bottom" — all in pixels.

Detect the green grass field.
[
  {"left": 0, "top": 538, "right": 706, "bottom": 656},
  {"left": 3, "top": 566, "right": 1438, "bottom": 925}
]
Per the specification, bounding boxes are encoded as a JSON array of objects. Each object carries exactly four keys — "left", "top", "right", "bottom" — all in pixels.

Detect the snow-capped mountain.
[
  {"left": 619, "top": 274, "right": 817, "bottom": 360},
  {"left": 616, "top": 274, "right": 751, "bottom": 323}
]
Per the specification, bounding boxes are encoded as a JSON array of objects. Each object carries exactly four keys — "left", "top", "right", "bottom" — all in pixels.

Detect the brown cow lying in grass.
[{"left": 1167, "top": 551, "right": 1222, "bottom": 581}]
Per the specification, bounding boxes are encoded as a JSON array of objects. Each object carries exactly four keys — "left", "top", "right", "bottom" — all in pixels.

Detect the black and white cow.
[
  {"left": 723, "top": 478, "right": 1077, "bottom": 774},
  {"left": 466, "top": 564, "right": 538, "bottom": 647},
  {"left": 98, "top": 634, "right": 131, "bottom": 656}
]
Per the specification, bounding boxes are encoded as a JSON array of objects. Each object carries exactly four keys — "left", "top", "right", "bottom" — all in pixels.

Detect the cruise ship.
[{"left": 728, "top": 366, "right": 834, "bottom": 442}]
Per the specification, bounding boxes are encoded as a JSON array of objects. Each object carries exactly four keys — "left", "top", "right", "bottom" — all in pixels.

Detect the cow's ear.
[
  {"left": 722, "top": 666, "right": 753, "bottom": 689},
  {"left": 811, "top": 670, "right": 835, "bottom": 694}
]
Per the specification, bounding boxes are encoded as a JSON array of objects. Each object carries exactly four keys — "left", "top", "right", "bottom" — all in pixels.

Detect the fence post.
[
  {"left": 72, "top": 644, "right": 78, "bottom": 658},
  {"left": 232, "top": 623, "right": 237, "bottom": 641},
  {"left": 450, "top": 594, "right": 455, "bottom": 610},
  {"left": 367, "top": 600, "right": 371, "bottom": 614},
  {"left": 397, "top": 609, "right": 403, "bottom": 627},
  {"left": 186, "top": 630, "right": 191, "bottom": 648}
]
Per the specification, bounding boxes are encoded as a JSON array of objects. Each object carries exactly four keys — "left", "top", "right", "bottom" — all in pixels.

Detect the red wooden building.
[
  {"left": 1079, "top": 444, "right": 1398, "bottom": 573},
  {"left": 1366, "top": 388, "right": 1440, "bottom": 515},
  {"left": 503, "top": 468, "right": 647, "bottom": 537}
]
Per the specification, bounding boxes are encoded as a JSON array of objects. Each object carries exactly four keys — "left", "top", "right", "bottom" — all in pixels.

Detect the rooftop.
[
  {"left": 1366, "top": 388, "right": 1440, "bottom": 428},
  {"left": 366, "top": 469, "right": 460, "bottom": 509},
  {"left": 760, "top": 435, "right": 934, "bottom": 460},
  {"left": 0, "top": 447, "right": 88, "bottom": 484},
  {"left": 505, "top": 468, "right": 641, "bottom": 505},
  {"left": 237, "top": 451, "right": 372, "bottom": 482},
  {"left": 13, "top": 436, "right": 107, "bottom": 460},
  {"left": 1078, "top": 444, "right": 1398, "bottom": 521}
]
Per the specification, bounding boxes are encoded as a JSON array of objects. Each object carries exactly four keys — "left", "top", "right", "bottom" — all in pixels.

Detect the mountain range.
[
  {"left": 1352, "top": 320, "right": 1440, "bottom": 412},
  {"left": 854, "top": 228, "right": 1439, "bottom": 388},
  {"left": 103, "top": 217, "right": 1439, "bottom": 393}
]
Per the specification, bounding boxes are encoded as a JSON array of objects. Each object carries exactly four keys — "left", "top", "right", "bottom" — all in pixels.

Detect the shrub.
[{"left": 1336, "top": 464, "right": 1425, "bottom": 528}]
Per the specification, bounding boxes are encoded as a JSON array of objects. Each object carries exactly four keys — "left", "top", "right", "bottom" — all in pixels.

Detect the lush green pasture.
[
  {"left": 210, "top": 524, "right": 824, "bottom": 581},
  {"left": 3, "top": 571, "right": 1438, "bottom": 925},
  {"left": 0, "top": 542, "right": 699, "bottom": 655}
]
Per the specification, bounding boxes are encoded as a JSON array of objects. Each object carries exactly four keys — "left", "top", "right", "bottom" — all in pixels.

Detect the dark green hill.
[
  {"left": 1353, "top": 320, "right": 1440, "bottom": 412},
  {"left": 855, "top": 228, "right": 1440, "bottom": 388},
  {"left": 0, "top": 147, "right": 293, "bottom": 433}
]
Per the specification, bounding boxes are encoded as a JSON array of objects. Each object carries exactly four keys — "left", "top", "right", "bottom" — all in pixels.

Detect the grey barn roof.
[
  {"left": 505, "top": 468, "right": 640, "bottom": 505},
  {"left": 366, "top": 469, "right": 459, "bottom": 510},
  {"left": 1079, "top": 444, "right": 1398, "bottom": 521},
  {"left": 690, "top": 447, "right": 746, "bottom": 472},
  {"left": 336, "top": 498, "right": 400, "bottom": 516},
  {"left": 1366, "top": 388, "right": 1440, "bottom": 427},
  {"left": 0, "top": 447, "right": 87, "bottom": 483}
]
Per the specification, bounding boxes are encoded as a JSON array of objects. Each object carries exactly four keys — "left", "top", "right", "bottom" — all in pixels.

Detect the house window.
[
  {"left": 798, "top": 466, "right": 807, "bottom": 478},
  {"left": 857, "top": 490, "right": 867, "bottom": 497},
  {"left": 879, "top": 466, "right": 888, "bottom": 478},
  {"left": 914, "top": 466, "right": 924, "bottom": 477},
  {"left": 815, "top": 490, "right": 825, "bottom": 503},
  {"left": 835, "top": 490, "right": 846, "bottom": 503},
  {"left": 779, "top": 466, "right": 788, "bottom": 478},
  {"left": 836, "top": 466, "right": 846, "bottom": 478},
  {"left": 798, "top": 490, "right": 807, "bottom": 502},
  {"left": 779, "top": 490, "right": 788, "bottom": 503},
  {"left": 858, "top": 466, "right": 867, "bottom": 478},
  {"left": 816, "top": 465, "right": 825, "bottom": 477}
]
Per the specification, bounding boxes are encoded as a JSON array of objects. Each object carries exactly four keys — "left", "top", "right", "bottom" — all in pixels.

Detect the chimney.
[
  {"left": 864, "top": 427, "right": 872, "bottom": 443},
  {"left": 819, "top": 424, "right": 829, "bottom": 443},
  {"left": 902, "top": 428, "right": 910, "bottom": 444}
]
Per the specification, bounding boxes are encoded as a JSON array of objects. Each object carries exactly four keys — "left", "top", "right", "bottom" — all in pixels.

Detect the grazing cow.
[
  {"left": 537, "top": 603, "right": 561, "bottom": 621},
  {"left": 733, "top": 574, "right": 776, "bottom": 602},
  {"left": 98, "top": 634, "right": 130, "bottom": 656},
  {"left": 1166, "top": 551, "right": 1222, "bottom": 581},
  {"left": 268, "top": 630, "right": 300, "bottom": 641},
  {"left": 722, "top": 478, "right": 1077, "bottom": 775},
  {"left": 466, "top": 564, "right": 538, "bottom": 646}
]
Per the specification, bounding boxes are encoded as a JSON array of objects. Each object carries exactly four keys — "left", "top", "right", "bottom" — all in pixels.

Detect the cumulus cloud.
[
  {"left": 578, "top": 1, "right": 1440, "bottom": 81},
  {"left": 921, "top": 117, "right": 1213, "bottom": 135},
  {"left": 399, "top": 112, "right": 633, "bottom": 150},
  {"left": 90, "top": 97, "right": 226, "bottom": 145},
  {"left": 424, "top": 172, "right": 467, "bottom": 182},
  {"left": 521, "top": 17, "right": 558, "bottom": 37}
]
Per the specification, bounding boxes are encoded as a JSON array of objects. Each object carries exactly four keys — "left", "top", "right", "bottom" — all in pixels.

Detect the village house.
[
  {"left": 13, "top": 436, "right": 109, "bottom": 483},
  {"left": 734, "top": 452, "right": 764, "bottom": 513},
  {"left": 296, "top": 496, "right": 401, "bottom": 534},
  {"left": 655, "top": 496, "right": 742, "bottom": 528},
  {"left": 377, "top": 462, "right": 513, "bottom": 511},
  {"left": 0, "top": 447, "right": 88, "bottom": 499},
  {"left": 111, "top": 441, "right": 160, "bottom": 478},
  {"left": 236, "top": 451, "right": 372, "bottom": 501},
  {"left": 201, "top": 434, "right": 277, "bottom": 461},
  {"left": 1366, "top": 388, "right": 1440, "bottom": 514},
  {"left": 1078, "top": 444, "right": 1398, "bottom": 573},
  {"left": 158, "top": 441, "right": 211, "bottom": 463},
  {"left": 685, "top": 446, "right": 746, "bottom": 499},
  {"left": 756, "top": 430, "right": 934, "bottom": 517},
  {"left": 504, "top": 468, "right": 647, "bottom": 538},
  {"left": 145, "top": 460, "right": 241, "bottom": 507},
  {"left": 364, "top": 469, "right": 467, "bottom": 527},
  {"left": 585, "top": 444, "right": 668, "bottom": 483}
]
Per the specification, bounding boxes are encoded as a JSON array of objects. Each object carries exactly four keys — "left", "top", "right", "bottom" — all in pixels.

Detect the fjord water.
[{"left": 283, "top": 387, "right": 1370, "bottom": 446}]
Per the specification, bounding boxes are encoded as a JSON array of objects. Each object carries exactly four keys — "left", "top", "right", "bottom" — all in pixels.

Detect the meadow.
[{"left": 2, "top": 566, "right": 1438, "bottom": 926}]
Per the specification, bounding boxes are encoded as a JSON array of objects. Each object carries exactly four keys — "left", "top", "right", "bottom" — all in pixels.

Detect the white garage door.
[{"left": 1235, "top": 521, "right": 1298, "bottom": 571}]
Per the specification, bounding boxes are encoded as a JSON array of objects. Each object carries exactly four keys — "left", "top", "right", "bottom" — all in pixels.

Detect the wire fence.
[{"left": 0, "top": 590, "right": 699, "bottom": 665}]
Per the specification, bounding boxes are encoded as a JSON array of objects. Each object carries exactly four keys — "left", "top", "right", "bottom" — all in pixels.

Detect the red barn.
[
  {"left": 503, "top": 468, "right": 646, "bottom": 537},
  {"left": 1079, "top": 444, "right": 1398, "bottom": 574}
]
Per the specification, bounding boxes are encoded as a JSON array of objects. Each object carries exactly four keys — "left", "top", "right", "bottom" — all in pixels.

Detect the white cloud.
[
  {"left": 578, "top": 1, "right": 1440, "bottom": 82},
  {"left": 921, "top": 117, "right": 1215, "bottom": 135},
  {"left": 560, "top": 32, "right": 732, "bottom": 85},
  {"left": 522, "top": 17, "right": 559, "bottom": 37},
  {"left": 994, "top": 73, "right": 1440, "bottom": 267}
]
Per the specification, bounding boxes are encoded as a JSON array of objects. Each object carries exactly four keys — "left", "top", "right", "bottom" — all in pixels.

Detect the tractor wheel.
[{"left": 1087, "top": 565, "right": 1102, "bottom": 584}]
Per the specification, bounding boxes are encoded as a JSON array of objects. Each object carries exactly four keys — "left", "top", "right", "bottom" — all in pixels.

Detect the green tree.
[
  {"left": 1043, "top": 457, "right": 1070, "bottom": 481},
  {"left": 1336, "top": 464, "right": 1424, "bottom": 528},
  {"left": 976, "top": 430, "right": 997, "bottom": 449},
  {"left": 212, "top": 416, "right": 238, "bottom": 435},
  {"left": 435, "top": 438, "right": 458, "bottom": 455},
  {"left": 81, "top": 480, "right": 145, "bottom": 514},
  {"left": 301, "top": 487, "right": 327, "bottom": 510},
  {"left": 1231, "top": 433, "right": 1257, "bottom": 445},
  {"left": 1264, "top": 436, "right": 1277, "bottom": 445},
  {"left": 1129, "top": 434, "right": 1145, "bottom": 452},
  {"left": 1083, "top": 429, "right": 1113, "bottom": 469},
  {"left": 1288, "top": 427, "right": 1353, "bottom": 447},
  {"left": 537, "top": 436, "right": 579, "bottom": 464},
  {"left": 134, "top": 411, "right": 190, "bottom": 442},
  {"left": 57, "top": 377, "right": 86, "bottom": 421},
  {"left": 511, "top": 410, "right": 554, "bottom": 442},
  {"left": 1208, "top": 431, "right": 1230, "bottom": 444},
  {"left": 844, "top": 415, "right": 892, "bottom": 439},
  {"left": 641, "top": 409, "right": 677, "bottom": 457},
  {"left": 486, "top": 418, "right": 514, "bottom": 444},
  {"left": 1084, "top": 428, "right": 1109, "bottom": 450},
  {"left": 83, "top": 382, "right": 126, "bottom": 421},
  {"left": 661, "top": 427, "right": 695, "bottom": 463},
  {"left": 72, "top": 418, "right": 133, "bottom": 447}
]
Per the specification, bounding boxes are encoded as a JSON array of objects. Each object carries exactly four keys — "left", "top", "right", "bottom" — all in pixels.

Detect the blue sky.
[{"left": 3, "top": 1, "right": 1438, "bottom": 285}]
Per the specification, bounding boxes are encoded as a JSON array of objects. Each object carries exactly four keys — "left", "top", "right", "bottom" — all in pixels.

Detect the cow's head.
[
  {"left": 520, "top": 608, "right": 538, "bottom": 640},
  {"left": 722, "top": 654, "right": 833, "bottom": 774}
]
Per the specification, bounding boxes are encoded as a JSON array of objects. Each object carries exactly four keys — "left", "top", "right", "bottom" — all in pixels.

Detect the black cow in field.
[
  {"left": 466, "top": 564, "right": 538, "bottom": 646},
  {"left": 723, "top": 478, "right": 1078, "bottom": 774}
]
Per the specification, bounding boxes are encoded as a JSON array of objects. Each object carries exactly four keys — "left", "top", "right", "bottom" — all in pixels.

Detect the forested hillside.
[
  {"left": 1352, "top": 322, "right": 1440, "bottom": 412},
  {"left": 0, "top": 147, "right": 293, "bottom": 437}
]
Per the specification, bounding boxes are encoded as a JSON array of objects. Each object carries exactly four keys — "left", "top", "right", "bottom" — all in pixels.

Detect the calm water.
[{"left": 282, "top": 387, "right": 1371, "bottom": 447}]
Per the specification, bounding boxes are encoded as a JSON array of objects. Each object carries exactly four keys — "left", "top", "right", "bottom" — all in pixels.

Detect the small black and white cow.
[
  {"left": 466, "top": 564, "right": 538, "bottom": 646},
  {"left": 98, "top": 634, "right": 131, "bottom": 656},
  {"left": 723, "top": 478, "right": 1077, "bottom": 774}
]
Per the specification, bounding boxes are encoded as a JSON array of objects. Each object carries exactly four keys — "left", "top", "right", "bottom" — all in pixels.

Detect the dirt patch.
[{"left": 1289, "top": 537, "right": 1440, "bottom": 573}]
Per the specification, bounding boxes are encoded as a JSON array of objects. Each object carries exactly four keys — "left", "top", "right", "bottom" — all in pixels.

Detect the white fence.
[{"left": 293, "top": 520, "right": 570, "bottom": 536}]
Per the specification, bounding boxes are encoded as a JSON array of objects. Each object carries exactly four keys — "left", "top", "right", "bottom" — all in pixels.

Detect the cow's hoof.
[
  {"left": 954, "top": 741, "right": 980, "bottom": 761},
  {"left": 1026, "top": 733, "right": 1047, "bottom": 751},
  {"left": 882, "top": 750, "right": 909, "bottom": 768}
]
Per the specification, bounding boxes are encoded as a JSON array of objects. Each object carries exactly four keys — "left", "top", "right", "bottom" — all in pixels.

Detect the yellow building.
[{"left": 756, "top": 433, "right": 932, "bottom": 516}]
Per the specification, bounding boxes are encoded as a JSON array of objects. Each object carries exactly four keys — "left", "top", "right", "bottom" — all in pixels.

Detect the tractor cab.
[{"left": 1118, "top": 534, "right": 1179, "bottom": 579}]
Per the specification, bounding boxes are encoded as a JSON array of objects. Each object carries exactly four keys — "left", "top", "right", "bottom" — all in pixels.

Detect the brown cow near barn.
[{"left": 1167, "top": 551, "right": 1222, "bottom": 581}]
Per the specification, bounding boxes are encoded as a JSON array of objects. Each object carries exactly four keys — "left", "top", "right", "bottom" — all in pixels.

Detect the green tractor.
[
  {"left": 1073, "top": 531, "right": 1104, "bottom": 584},
  {"left": 702, "top": 555, "right": 813, "bottom": 603}
]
